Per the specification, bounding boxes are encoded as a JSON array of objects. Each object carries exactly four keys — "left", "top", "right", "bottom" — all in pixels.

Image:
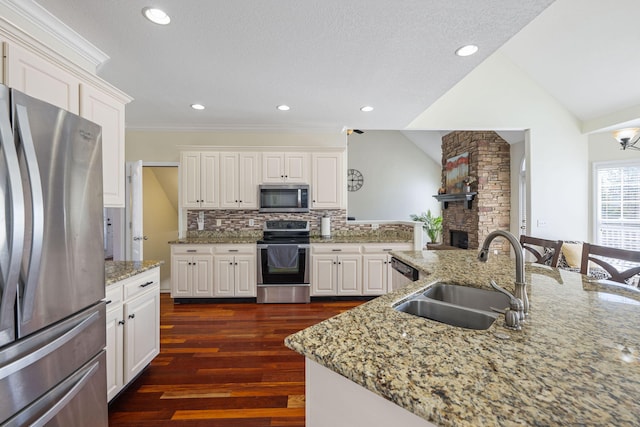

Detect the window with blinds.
[{"left": 595, "top": 162, "right": 640, "bottom": 251}]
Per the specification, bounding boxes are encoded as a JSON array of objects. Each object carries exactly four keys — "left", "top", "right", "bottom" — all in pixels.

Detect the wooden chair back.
[
  {"left": 580, "top": 243, "right": 640, "bottom": 285},
  {"left": 519, "top": 235, "right": 563, "bottom": 267}
]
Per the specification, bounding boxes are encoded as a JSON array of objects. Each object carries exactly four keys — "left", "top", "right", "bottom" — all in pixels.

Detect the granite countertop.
[
  {"left": 105, "top": 260, "right": 164, "bottom": 286},
  {"left": 285, "top": 250, "right": 640, "bottom": 426},
  {"left": 310, "top": 235, "right": 412, "bottom": 244},
  {"left": 169, "top": 236, "right": 259, "bottom": 244}
]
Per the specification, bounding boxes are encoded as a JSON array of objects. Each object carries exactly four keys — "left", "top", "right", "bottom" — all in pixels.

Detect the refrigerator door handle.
[
  {"left": 14, "top": 104, "right": 44, "bottom": 323},
  {"left": 0, "top": 310, "right": 100, "bottom": 380},
  {"left": 0, "top": 99, "right": 25, "bottom": 344}
]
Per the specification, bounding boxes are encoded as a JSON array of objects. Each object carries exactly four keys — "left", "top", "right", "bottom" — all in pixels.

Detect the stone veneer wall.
[
  {"left": 186, "top": 209, "right": 414, "bottom": 238},
  {"left": 440, "top": 131, "right": 511, "bottom": 254}
]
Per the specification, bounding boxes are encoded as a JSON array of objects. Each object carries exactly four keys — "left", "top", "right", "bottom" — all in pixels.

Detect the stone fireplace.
[{"left": 439, "top": 131, "right": 511, "bottom": 254}]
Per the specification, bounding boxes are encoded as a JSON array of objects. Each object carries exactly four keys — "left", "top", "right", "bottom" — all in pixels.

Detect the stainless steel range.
[{"left": 256, "top": 220, "right": 310, "bottom": 303}]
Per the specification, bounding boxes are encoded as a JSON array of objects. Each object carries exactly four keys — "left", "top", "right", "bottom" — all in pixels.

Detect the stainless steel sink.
[
  {"left": 394, "top": 283, "right": 510, "bottom": 330},
  {"left": 394, "top": 298, "right": 499, "bottom": 330},
  {"left": 423, "top": 283, "right": 510, "bottom": 313}
]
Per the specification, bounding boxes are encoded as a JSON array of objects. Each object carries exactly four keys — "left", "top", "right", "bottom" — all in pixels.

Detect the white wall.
[
  {"left": 347, "top": 130, "right": 441, "bottom": 221},
  {"left": 510, "top": 140, "right": 526, "bottom": 237},
  {"left": 126, "top": 131, "right": 346, "bottom": 162},
  {"left": 408, "top": 52, "right": 589, "bottom": 241}
]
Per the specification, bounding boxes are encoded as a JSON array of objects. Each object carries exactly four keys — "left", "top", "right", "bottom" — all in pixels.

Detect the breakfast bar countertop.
[{"left": 285, "top": 250, "right": 640, "bottom": 426}]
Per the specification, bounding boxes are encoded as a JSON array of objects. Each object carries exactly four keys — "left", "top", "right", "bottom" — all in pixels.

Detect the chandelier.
[{"left": 613, "top": 128, "right": 640, "bottom": 151}]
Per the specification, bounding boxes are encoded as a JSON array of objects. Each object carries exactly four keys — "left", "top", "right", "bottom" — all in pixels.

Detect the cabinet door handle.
[
  {"left": 118, "top": 320, "right": 125, "bottom": 325},
  {"left": 187, "top": 249, "right": 197, "bottom": 253},
  {"left": 332, "top": 249, "right": 342, "bottom": 252},
  {"left": 128, "top": 314, "right": 135, "bottom": 319},
  {"left": 105, "top": 299, "right": 112, "bottom": 305},
  {"left": 234, "top": 262, "right": 238, "bottom": 265},
  {"left": 229, "top": 262, "right": 233, "bottom": 265},
  {"left": 140, "top": 281, "right": 154, "bottom": 288},
  {"left": 228, "top": 249, "right": 239, "bottom": 252}
]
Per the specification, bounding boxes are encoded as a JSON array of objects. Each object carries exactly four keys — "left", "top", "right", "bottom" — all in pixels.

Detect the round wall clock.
[{"left": 347, "top": 169, "right": 364, "bottom": 192}]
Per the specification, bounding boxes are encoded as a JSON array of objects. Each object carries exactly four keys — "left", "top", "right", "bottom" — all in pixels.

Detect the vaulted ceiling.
[{"left": 32, "top": 0, "right": 640, "bottom": 136}]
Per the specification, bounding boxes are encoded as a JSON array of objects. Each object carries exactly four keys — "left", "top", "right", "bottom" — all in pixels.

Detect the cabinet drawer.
[
  {"left": 123, "top": 269, "right": 160, "bottom": 300},
  {"left": 105, "top": 284, "right": 122, "bottom": 308},
  {"left": 171, "top": 244, "right": 214, "bottom": 255},
  {"left": 362, "top": 243, "right": 412, "bottom": 253},
  {"left": 312, "top": 244, "right": 362, "bottom": 254},
  {"left": 214, "top": 244, "right": 255, "bottom": 255}
]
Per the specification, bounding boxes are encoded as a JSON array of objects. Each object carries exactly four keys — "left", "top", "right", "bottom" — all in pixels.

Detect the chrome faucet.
[{"left": 477, "top": 230, "right": 529, "bottom": 316}]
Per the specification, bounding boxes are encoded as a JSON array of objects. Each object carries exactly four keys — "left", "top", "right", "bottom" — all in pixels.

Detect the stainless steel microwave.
[{"left": 259, "top": 184, "right": 310, "bottom": 213}]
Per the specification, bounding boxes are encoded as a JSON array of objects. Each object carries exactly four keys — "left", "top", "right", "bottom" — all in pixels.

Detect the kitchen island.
[{"left": 285, "top": 250, "right": 640, "bottom": 426}]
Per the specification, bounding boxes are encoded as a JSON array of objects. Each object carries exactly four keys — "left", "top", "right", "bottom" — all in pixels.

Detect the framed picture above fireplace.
[{"left": 445, "top": 152, "right": 469, "bottom": 193}]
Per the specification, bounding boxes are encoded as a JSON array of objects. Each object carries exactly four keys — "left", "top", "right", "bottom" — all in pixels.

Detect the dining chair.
[
  {"left": 519, "top": 235, "right": 564, "bottom": 267},
  {"left": 580, "top": 243, "right": 640, "bottom": 286}
]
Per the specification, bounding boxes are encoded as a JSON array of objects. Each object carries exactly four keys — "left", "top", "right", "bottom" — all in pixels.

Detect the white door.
[{"left": 126, "top": 161, "right": 144, "bottom": 261}]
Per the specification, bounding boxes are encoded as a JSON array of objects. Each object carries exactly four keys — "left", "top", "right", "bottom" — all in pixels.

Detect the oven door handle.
[{"left": 257, "top": 244, "right": 310, "bottom": 250}]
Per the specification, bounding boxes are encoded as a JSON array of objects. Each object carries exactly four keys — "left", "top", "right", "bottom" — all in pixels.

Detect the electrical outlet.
[
  {"left": 198, "top": 211, "right": 204, "bottom": 221},
  {"left": 249, "top": 219, "right": 255, "bottom": 226},
  {"left": 371, "top": 223, "right": 379, "bottom": 230},
  {"left": 216, "top": 219, "right": 222, "bottom": 226}
]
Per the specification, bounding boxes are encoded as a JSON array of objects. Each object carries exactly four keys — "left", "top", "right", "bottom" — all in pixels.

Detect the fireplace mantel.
[{"left": 433, "top": 192, "right": 477, "bottom": 209}]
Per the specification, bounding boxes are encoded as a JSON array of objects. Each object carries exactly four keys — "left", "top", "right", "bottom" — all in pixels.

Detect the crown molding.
[{"left": 0, "top": 0, "right": 109, "bottom": 71}]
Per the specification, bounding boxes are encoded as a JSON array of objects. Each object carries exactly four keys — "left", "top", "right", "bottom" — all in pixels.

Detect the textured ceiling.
[{"left": 34, "top": 0, "right": 555, "bottom": 132}]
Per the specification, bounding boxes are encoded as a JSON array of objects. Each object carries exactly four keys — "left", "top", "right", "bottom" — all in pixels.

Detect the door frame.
[{"left": 124, "top": 161, "right": 180, "bottom": 261}]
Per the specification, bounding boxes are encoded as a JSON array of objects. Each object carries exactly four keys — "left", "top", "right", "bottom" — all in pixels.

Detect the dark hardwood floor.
[{"left": 108, "top": 294, "right": 365, "bottom": 426}]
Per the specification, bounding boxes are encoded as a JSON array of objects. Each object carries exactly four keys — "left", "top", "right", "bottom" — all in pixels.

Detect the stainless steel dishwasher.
[{"left": 390, "top": 257, "right": 420, "bottom": 291}]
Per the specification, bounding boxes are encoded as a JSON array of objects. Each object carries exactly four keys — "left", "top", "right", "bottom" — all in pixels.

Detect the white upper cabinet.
[
  {"left": 80, "top": 84, "right": 126, "bottom": 207},
  {"left": 2, "top": 39, "right": 131, "bottom": 208},
  {"left": 4, "top": 42, "right": 80, "bottom": 114},
  {"left": 311, "top": 151, "right": 345, "bottom": 209},
  {"left": 220, "top": 152, "right": 259, "bottom": 209},
  {"left": 262, "top": 152, "right": 310, "bottom": 183},
  {"left": 181, "top": 152, "right": 220, "bottom": 209}
]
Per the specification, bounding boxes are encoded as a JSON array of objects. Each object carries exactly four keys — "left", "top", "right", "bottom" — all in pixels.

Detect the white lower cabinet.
[
  {"left": 105, "top": 267, "right": 160, "bottom": 402},
  {"left": 362, "top": 243, "right": 413, "bottom": 295},
  {"left": 171, "top": 244, "right": 256, "bottom": 298},
  {"left": 311, "top": 245, "right": 362, "bottom": 296},
  {"left": 214, "top": 245, "right": 256, "bottom": 297},
  {"left": 311, "top": 243, "right": 412, "bottom": 296},
  {"left": 171, "top": 245, "right": 214, "bottom": 298}
]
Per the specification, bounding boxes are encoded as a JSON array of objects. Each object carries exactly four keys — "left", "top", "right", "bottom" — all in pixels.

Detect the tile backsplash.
[{"left": 186, "top": 209, "right": 414, "bottom": 239}]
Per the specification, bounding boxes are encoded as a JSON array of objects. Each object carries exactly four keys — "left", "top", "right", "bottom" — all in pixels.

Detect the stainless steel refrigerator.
[{"left": 0, "top": 85, "right": 107, "bottom": 426}]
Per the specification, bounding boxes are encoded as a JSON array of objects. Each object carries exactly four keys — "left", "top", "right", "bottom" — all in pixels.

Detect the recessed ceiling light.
[
  {"left": 191, "top": 104, "right": 205, "bottom": 110},
  {"left": 360, "top": 106, "right": 374, "bottom": 112},
  {"left": 276, "top": 105, "right": 290, "bottom": 111},
  {"left": 142, "top": 7, "right": 171, "bottom": 25},
  {"left": 455, "top": 44, "right": 478, "bottom": 57}
]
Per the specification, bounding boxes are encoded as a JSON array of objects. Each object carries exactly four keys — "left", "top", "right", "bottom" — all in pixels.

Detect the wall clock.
[{"left": 347, "top": 169, "right": 364, "bottom": 192}]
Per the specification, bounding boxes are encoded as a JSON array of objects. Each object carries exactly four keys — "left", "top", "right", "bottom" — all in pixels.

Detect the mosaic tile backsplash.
[{"left": 186, "top": 209, "right": 414, "bottom": 239}]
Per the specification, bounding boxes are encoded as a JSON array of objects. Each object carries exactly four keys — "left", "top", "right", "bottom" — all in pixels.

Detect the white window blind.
[{"left": 595, "top": 162, "right": 640, "bottom": 251}]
